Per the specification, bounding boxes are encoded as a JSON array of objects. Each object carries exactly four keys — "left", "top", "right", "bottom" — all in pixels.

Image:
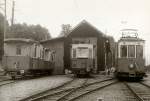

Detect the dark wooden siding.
[
  {"left": 65, "top": 22, "right": 106, "bottom": 72},
  {"left": 41, "top": 21, "right": 114, "bottom": 73},
  {"left": 97, "top": 36, "right": 106, "bottom": 71},
  {"left": 0, "top": 23, "right": 4, "bottom": 61}
]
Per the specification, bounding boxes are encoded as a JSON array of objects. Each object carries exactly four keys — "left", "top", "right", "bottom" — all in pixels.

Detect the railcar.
[
  {"left": 116, "top": 29, "right": 146, "bottom": 79},
  {"left": 71, "top": 44, "right": 94, "bottom": 76},
  {"left": 2, "top": 38, "right": 54, "bottom": 79}
]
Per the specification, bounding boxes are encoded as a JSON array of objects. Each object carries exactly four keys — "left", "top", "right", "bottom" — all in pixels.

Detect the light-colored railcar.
[{"left": 116, "top": 29, "right": 146, "bottom": 79}]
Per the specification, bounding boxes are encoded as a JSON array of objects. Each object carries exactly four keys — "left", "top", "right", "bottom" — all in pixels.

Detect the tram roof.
[
  {"left": 4, "top": 38, "right": 37, "bottom": 43},
  {"left": 120, "top": 29, "right": 138, "bottom": 31},
  {"left": 118, "top": 37, "right": 145, "bottom": 42}
]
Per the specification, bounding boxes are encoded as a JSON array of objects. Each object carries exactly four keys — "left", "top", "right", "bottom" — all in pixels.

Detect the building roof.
[
  {"left": 40, "top": 36, "right": 65, "bottom": 44},
  {"left": 67, "top": 20, "right": 104, "bottom": 37},
  {"left": 4, "top": 38, "right": 37, "bottom": 43},
  {"left": 41, "top": 20, "right": 105, "bottom": 43}
]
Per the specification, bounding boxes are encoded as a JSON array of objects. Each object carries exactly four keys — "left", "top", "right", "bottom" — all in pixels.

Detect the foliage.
[
  {"left": 0, "top": 13, "right": 9, "bottom": 37},
  {"left": 0, "top": 12, "right": 51, "bottom": 41},
  {"left": 7, "top": 23, "right": 51, "bottom": 41},
  {"left": 59, "top": 24, "right": 72, "bottom": 37}
]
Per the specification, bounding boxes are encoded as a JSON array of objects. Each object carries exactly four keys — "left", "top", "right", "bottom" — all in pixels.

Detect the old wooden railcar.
[
  {"left": 2, "top": 38, "right": 54, "bottom": 79},
  {"left": 116, "top": 29, "right": 146, "bottom": 79}
]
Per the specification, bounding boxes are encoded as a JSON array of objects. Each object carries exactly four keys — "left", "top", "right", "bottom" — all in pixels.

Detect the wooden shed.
[{"left": 41, "top": 20, "right": 108, "bottom": 74}]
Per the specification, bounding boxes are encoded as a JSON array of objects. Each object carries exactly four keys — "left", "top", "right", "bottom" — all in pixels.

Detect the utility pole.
[
  {"left": 0, "top": 0, "right": 7, "bottom": 38},
  {"left": 0, "top": 0, "right": 6, "bottom": 60},
  {"left": 11, "top": 0, "right": 15, "bottom": 26},
  {"left": 4, "top": 0, "right": 6, "bottom": 39}
]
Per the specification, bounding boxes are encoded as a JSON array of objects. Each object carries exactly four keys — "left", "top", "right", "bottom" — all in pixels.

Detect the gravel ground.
[
  {"left": 0, "top": 75, "right": 10, "bottom": 81},
  {"left": 0, "top": 75, "right": 72, "bottom": 101},
  {"left": 74, "top": 82, "right": 136, "bottom": 101},
  {"left": 86, "top": 74, "right": 114, "bottom": 84},
  {"left": 143, "top": 73, "right": 150, "bottom": 83}
]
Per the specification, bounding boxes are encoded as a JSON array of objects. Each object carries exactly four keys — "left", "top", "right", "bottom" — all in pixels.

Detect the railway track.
[
  {"left": 0, "top": 76, "right": 58, "bottom": 87},
  {"left": 20, "top": 78, "right": 116, "bottom": 101},
  {"left": 19, "top": 78, "right": 87, "bottom": 101},
  {"left": 62, "top": 80, "right": 118, "bottom": 101},
  {"left": 0, "top": 79, "right": 15, "bottom": 87},
  {"left": 124, "top": 82, "right": 150, "bottom": 101}
]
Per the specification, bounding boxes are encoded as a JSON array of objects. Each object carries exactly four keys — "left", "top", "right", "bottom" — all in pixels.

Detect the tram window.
[
  {"left": 72, "top": 49, "right": 76, "bottom": 58},
  {"left": 128, "top": 45, "right": 135, "bottom": 58},
  {"left": 76, "top": 47, "right": 89, "bottom": 58},
  {"left": 120, "top": 45, "right": 127, "bottom": 58},
  {"left": 136, "top": 45, "right": 143, "bottom": 58},
  {"left": 16, "top": 45, "right": 21, "bottom": 55},
  {"left": 89, "top": 48, "right": 92, "bottom": 58}
]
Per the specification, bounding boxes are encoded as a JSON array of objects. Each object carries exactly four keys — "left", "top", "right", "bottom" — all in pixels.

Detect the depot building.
[{"left": 41, "top": 20, "right": 110, "bottom": 74}]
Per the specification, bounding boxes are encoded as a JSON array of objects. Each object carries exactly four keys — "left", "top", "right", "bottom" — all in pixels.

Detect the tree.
[
  {"left": 0, "top": 13, "right": 9, "bottom": 60},
  {"left": 7, "top": 23, "right": 51, "bottom": 41},
  {"left": 59, "top": 24, "right": 72, "bottom": 37}
]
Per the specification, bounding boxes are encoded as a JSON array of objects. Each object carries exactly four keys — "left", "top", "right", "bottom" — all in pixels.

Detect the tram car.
[
  {"left": 2, "top": 38, "right": 54, "bottom": 79},
  {"left": 116, "top": 29, "right": 146, "bottom": 79},
  {"left": 71, "top": 44, "right": 93, "bottom": 76}
]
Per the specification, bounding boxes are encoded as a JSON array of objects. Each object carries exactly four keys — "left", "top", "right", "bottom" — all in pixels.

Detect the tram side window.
[
  {"left": 72, "top": 48, "right": 76, "bottom": 58},
  {"left": 16, "top": 45, "right": 21, "bottom": 55},
  {"left": 89, "top": 48, "right": 92, "bottom": 58},
  {"left": 128, "top": 45, "right": 135, "bottom": 58},
  {"left": 136, "top": 45, "right": 143, "bottom": 58},
  {"left": 120, "top": 45, "right": 127, "bottom": 58}
]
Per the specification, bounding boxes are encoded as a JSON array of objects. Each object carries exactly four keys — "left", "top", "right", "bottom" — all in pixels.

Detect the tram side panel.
[
  {"left": 2, "top": 56, "right": 31, "bottom": 76},
  {"left": 3, "top": 56, "right": 54, "bottom": 77},
  {"left": 30, "top": 58, "right": 53, "bottom": 74},
  {"left": 71, "top": 58, "right": 93, "bottom": 74}
]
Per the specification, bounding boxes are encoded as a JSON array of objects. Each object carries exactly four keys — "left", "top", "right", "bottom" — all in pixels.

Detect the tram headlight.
[{"left": 129, "top": 64, "right": 134, "bottom": 69}]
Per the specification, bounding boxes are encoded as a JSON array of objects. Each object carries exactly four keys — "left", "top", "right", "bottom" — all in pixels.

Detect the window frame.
[
  {"left": 128, "top": 45, "right": 136, "bottom": 58},
  {"left": 120, "top": 45, "right": 127, "bottom": 58},
  {"left": 16, "top": 45, "right": 22, "bottom": 55},
  {"left": 72, "top": 47, "right": 93, "bottom": 59},
  {"left": 136, "top": 45, "right": 143, "bottom": 58}
]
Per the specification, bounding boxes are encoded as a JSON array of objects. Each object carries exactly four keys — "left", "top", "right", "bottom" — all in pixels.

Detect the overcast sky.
[{"left": 4, "top": 0, "right": 150, "bottom": 65}]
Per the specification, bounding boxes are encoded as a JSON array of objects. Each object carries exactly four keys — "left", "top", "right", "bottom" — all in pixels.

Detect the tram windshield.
[
  {"left": 120, "top": 45, "right": 143, "bottom": 58},
  {"left": 128, "top": 45, "right": 135, "bottom": 58},
  {"left": 120, "top": 45, "right": 127, "bottom": 58},
  {"left": 72, "top": 47, "right": 93, "bottom": 58},
  {"left": 76, "top": 47, "right": 89, "bottom": 58},
  {"left": 136, "top": 45, "right": 143, "bottom": 58}
]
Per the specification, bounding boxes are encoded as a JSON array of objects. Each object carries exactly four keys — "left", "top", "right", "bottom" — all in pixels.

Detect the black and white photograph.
[{"left": 0, "top": 0, "right": 150, "bottom": 101}]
